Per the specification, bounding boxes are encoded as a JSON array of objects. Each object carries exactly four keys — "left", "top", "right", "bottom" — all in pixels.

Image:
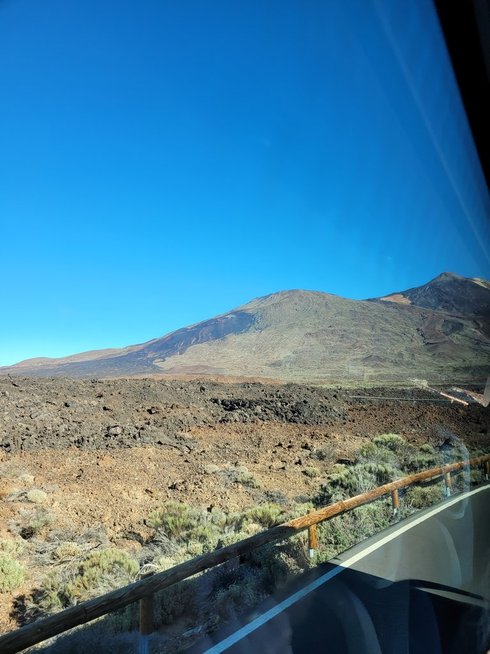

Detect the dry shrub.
[{"left": 0, "top": 554, "right": 25, "bottom": 592}]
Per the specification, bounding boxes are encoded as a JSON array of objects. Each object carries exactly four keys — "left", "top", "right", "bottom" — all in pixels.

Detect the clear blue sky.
[{"left": 1, "top": 0, "right": 489, "bottom": 366}]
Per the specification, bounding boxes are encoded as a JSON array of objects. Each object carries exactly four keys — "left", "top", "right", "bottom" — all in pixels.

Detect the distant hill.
[{"left": 2, "top": 273, "right": 489, "bottom": 383}]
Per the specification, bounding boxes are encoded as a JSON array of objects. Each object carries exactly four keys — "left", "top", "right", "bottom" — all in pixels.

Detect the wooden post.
[
  {"left": 485, "top": 460, "right": 490, "bottom": 480},
  {"left": 391, "top": 489, "right": 400, "bottom": 516},
  {"left": 444, "top": 471, "right": 452, "bottom": 497},
  {"left": 308, "top": 524, "right": 318, "bottom": 558},
  {"left": 138, "top": 593, "right": 154, "bottom": 654}
]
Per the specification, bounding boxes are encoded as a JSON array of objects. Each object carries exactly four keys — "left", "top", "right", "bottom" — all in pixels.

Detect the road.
[{"left": 193, "top": 484, "right": 490, "bottom": 654}]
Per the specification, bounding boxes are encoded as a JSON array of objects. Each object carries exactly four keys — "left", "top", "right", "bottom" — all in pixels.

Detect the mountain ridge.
[{"left": 2, "top": 273, "right": 489, "bottom": 383}]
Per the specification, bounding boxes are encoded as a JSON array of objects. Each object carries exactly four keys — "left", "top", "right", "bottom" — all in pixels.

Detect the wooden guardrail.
[{"left": 0, "top": 454, "right": 489, "bottom": 653}]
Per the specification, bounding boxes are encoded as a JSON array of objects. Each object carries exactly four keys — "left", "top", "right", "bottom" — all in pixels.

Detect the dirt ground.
[
  {"left": 0, "top": 377, "right": 488, "bottom": 632},
  {"left": 1, "top": 377, "right": 488, "bottom": 534}
]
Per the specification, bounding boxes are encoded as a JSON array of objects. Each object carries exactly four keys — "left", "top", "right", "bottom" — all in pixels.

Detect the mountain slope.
[
  {"left": 377, "top": 272, "right": 490, "bottom": 317},
  {"left": 1, "top": 274, "right": 489, "bottom": 383}
]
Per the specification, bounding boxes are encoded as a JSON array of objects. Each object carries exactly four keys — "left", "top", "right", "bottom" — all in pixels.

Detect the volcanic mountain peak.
[
  {"left": 236, "top": 288, "right": 336, "bottom": 309},
  {"left": 1, "top": 274, "right": 489, "bottom": 382},
  {"left": 428, "top": 272, "right": 489, "bottom": 288},
  {"left": 431, "top": 271, "right": 463, "bottom": 282},
  {"left": 376, "top": 272, "right": 490, "bottom": 317}
]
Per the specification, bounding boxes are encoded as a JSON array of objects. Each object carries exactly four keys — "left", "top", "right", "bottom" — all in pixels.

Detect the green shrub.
[
  {"left": 146, "top": 502, "right": 260, "bottom": 556},
  {"left": 245, "top": 503, "right": 285, "bottom": 529},
  {"left": 356, "top": 442, "right": 399, "bottom": 467},
  {"left": 303, "top": 466, "right": 320, "bottom": 478},
  {"left": 235, "top": 468, "right": 260, "bottom": 488},
  {"left": 0, "top": 538, "right": 25, "bottom": 558},
  {"left": 28, "top": 500, "right": 311, "bottom": 651},
  {"left": 404, "top": 448, "right": 441, "bottom": 473},
  {"left": 361, "top": 462, "right": 398, "bottom": 484},
  {"left": 0, "top": 554, "right": 25, "bottom": 592},
  {"left": 358, "top": 433, "right": 425, "bottom": 473},
  {"left": 372, "top": 434, "right": 406, "bottom": 451},
  {"left": 403, "top": 484, "right": 442, "bottom": 510},
  {"left": 213, "top": 510, "right": 248, "bottom": 532},
  {"left": 26, "top": 489, "right": 48, "bottom": 504},
  {"left": 68, "top": 549, "right": 139, "bottom": 597},
  {"left": 147, "top": 502, "right": 205, "bottom": 542},
  {"left": 469, "top": 467, "right": 486, "bottom": 486},
  {"left": 243, "top": 538, "right": 308, "bottom": 593},
  {"left": 15, "top": 506, "right": 54, "bottom": 539},
  {"left": 317, "top": 500, "right": 392, "bottom": 561},
  {"left": 316, "top": 461, "right": 398, "bottom": 505},
  {"left": 218, "top": 464, "right": 261, "bottom": 488},
  {"left": 215, "top": 530, "right": 251, "bottom": 548},
  {"left": 187, "top": 523, "right": 220, "bottom": 549},
  {"left": 153, "top": 579, "right": 199, "bottom": 625},
  {"left": 33, "top": 548, "right": 139, "bottom": 613},
  {"left": 52, "top": 542, "right": 82, "bottom": 561},
  {"left": 213, "top": 576, "right": 266, "bottom": 621}
]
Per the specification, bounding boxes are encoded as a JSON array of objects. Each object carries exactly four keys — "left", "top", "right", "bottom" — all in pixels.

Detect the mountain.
[
  {"left": 376, "top": 272, "right": 490, "bottom": 319},
  {"left": 1, "top": 273, "right": 489, "bottom": 383}
]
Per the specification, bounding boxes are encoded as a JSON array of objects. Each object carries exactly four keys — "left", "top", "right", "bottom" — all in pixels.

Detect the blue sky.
[{"left": 1, "top": 0, "right": 489, "bottom": 366}]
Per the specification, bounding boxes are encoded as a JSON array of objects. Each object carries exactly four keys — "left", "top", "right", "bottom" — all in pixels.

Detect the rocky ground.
[
  {"left": 0, "top": 377, "right": 488, "bottom": 633},
  {"left": 1, "top": 376, "right": 487, "bottom": 535}
]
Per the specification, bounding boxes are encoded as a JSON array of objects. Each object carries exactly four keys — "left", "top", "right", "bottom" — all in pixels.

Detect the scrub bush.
[
  {"left": 0, "top": 554, "right": 25, "bottom": 592},
  {"left": 32, "top": 548, "right": 139, "bottom": 613},
  {"left": 245, "top": 503, "right": 285, "bottom": 529}
]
